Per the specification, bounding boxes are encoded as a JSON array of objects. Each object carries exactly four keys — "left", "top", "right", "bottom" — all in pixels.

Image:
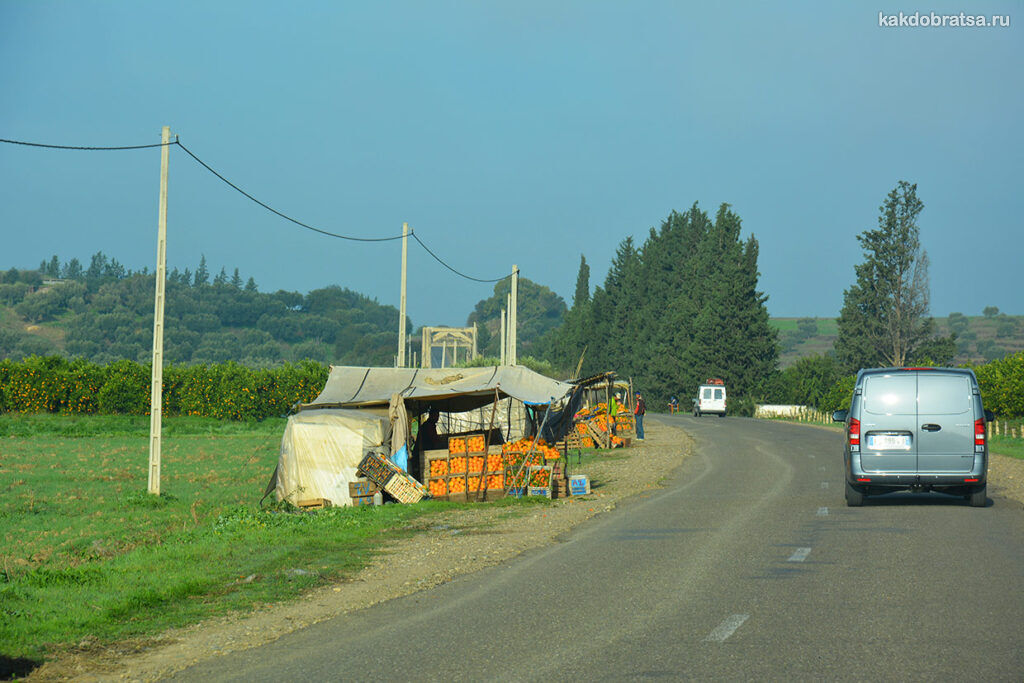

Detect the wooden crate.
[
  {"left": 384, "top": 472, "right": 428, "bottom": 504},
  {"left": 527, "top": 486, "right": 552, "bottom": 499},
  {"left": 350, "top": 494, "right": 376, "bottom": 507},
  {"left": 297, "top": 498, "right": 331, "bottom": 510},
  {"left": 358, "top": 451, "right": 398, "bottom": 489}
]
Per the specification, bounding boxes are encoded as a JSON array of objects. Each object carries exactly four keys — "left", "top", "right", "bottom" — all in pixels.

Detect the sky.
[{"left": 1, "top": 1, "right": 1020, "bottom": 328}]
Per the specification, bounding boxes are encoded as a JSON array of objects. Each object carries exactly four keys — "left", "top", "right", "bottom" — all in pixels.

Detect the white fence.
[{"left": 755, "top": 404, "right": 830, "bottom": 422}]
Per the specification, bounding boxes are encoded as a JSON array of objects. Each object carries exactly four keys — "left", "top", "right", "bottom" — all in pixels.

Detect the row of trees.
[
  {"left": 2, "top": 254, "right": 406, "bottom": 367},
  {"left": 0, "top": 356, "right": 328, "bottom": 421},
  {"left": 538, "top": 203, "right": 778, "bottom": 409}
]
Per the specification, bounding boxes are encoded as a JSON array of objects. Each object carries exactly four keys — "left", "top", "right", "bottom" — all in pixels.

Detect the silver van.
[{"left": 832, "top": 367, "right": 993, "bottom": 507}]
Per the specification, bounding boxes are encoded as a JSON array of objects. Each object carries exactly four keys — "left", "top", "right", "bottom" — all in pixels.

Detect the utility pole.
[
  {"left": 499, "top": 308, "right": 506, "bottom": 365},
  {"left": 509, "top": 264, "right": 518, "bottom": 365},
  {"left": 148, "top": 126, "right": 170, "bottom": 496},
  {"left": 397, "top": 222, "right": 408, "bottom": 367}
]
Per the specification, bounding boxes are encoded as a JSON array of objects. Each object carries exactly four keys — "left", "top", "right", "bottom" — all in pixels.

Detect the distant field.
[{"left": 770, "top": 315, "right": 1024, "bottom": 368}]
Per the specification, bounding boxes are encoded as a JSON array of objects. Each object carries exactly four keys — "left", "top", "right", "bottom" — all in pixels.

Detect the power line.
[
  {"left": 412, "top": 232, "right": 511, "bottom": 284},
  {"left": 174, "top": 140, "right": 405, "bottom": 243},
  {"left": 0, "top": 137, "right": 171, "bottom": 151},
  {"left": 2, "top": 134, "right": 515, "bottom": 282}
]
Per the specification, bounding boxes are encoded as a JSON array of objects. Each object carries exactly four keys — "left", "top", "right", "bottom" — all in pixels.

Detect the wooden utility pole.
[
  {"left": 148, "top": 126, "right": 170, "bottom": 496},
  {"left": 509, "top": 264, "right": 518, "bottom": 365},
  {"left": 499, "top": 308, "right": 506, "bottom": 365},
  {"left": 397, "top": 222, "right": 408, "bottom": 367}
]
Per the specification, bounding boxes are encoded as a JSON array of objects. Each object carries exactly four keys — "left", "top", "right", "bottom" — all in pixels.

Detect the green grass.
[
  {"left": 0, "top": 415, "right": 561, "bottom": 667},
  {"left": 991, "top": 435, "right": 1024, "bottom": 460},
  {"left": 0, "top": 413, "right": 287, "bottom": 437},
  {"left": 768, "top": 317, "right": 838, "bottom": 335}
]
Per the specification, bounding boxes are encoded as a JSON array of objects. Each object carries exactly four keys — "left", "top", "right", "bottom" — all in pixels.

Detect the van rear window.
[
  {"left": 862, "top": 375, "right": 917, "bottom": 415},
  {"left": 714, "top": 389, "right": 723, "bottom": 400},
  {"left": 918, "top": 374, "right": 972, "bottom": 415},
  {"left": 703, "top": 388, "right": 712, "bottom": 399}
]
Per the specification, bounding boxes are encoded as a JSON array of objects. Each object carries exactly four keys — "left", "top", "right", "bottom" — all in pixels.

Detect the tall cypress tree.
[{"left": 836, "top": 181, "right": 932, "bottom": 371}]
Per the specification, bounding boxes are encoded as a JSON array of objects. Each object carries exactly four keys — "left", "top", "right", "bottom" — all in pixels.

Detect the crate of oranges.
[
  {"left": 447, "top": 436, "right": 467, "bottom": 454},
  {"left": 466, "top": 434, "right": 487, "bottom": 454}
]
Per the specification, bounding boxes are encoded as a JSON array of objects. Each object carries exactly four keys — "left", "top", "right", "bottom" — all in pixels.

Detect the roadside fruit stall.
[{"left": 281, "top": 364, "right": 589, "bottom": 505}]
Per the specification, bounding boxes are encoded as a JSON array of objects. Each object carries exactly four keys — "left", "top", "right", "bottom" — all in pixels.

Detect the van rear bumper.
[
  {"left": 848, "top": 473, "right": 986, "bottom": 487},
  {"left": 849, "top": 452, "right": 986, "bottom": 488}
]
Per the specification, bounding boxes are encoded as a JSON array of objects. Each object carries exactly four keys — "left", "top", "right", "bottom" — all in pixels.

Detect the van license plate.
[{"left": 866, "top": 434, "right": 911, "bottom": 450}]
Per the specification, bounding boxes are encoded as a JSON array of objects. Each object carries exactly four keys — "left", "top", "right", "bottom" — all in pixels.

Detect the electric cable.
[
  {"left": 0, "top": 137, "right": 171, "bottom": 151},
  {"left": 174, "top": 139, "right": 404, "bottom": 243},
  {"left": 2, "top": 134, "right": 516, "bottom": 282},
  {"left": 411, "top": 232, "right": 512, "bottom": 284}
]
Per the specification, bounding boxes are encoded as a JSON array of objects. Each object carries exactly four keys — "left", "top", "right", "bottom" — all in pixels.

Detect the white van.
[{"left": 694, "top": 379, "right": 727, "bottom": 417}]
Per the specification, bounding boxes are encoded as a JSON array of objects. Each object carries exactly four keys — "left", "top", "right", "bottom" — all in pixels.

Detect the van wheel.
[
  {"left": 968, "top": 485, "right": 987, "bottom": 508},
  {"left": 718, "top": 413, "right": 726, "bottom": 418},
  {"left": 845, "top": 481, "right": 864, "bottom": 507}
]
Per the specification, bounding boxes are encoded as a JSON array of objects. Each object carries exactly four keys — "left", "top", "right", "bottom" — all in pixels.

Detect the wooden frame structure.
[{"left": 420, "top": 325, "right": 478, "bottom": 368}]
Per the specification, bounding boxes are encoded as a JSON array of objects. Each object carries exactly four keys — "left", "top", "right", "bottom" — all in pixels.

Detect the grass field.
[{"left": 0, "top": 415, "right": 577, "bottom": 672}]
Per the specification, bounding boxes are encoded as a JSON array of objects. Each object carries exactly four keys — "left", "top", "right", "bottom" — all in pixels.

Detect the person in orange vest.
[{"left": 634, "top": 392, "right": 646, "bottom": 440}]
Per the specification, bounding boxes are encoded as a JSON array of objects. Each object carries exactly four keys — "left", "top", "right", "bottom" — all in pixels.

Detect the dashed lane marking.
[
  {"left": 788, "top": 547, "right": 812, "bottom": 562},
  {"left": 821, "top": 481, "right": 829, "bottom": 489},
  {"left": 816, "top": 507, "right": 829, "bottom": 516},
  {"left": 704, "top": 614, "right": 750, "bottom": 642}
]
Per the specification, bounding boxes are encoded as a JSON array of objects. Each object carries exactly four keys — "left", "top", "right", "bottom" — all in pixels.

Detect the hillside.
[
  {"left": 0, "top": 255, "right": 403, "bottom": 367},
  {"left": 771, "top": 313, "right": 1024, "bottom": 367}
]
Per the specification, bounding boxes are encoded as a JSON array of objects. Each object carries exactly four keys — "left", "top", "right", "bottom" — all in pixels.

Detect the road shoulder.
[{"left": 32, "top": 419, "right": 693, "bottom": 682}]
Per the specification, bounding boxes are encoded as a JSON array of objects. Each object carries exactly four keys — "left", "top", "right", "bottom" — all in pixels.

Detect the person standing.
[{"left": 634, "top": 391, "right": 646, "bottom": 440}]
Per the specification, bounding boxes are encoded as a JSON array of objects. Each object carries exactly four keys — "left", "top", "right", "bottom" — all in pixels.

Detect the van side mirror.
[
  {"left": 985, "top": 410, "right": 995, "bottom": 422},
  {"left": 832, "top": 409, "right": 848, "bottom": 423}
]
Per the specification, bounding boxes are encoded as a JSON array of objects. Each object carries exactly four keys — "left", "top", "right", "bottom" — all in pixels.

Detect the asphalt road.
[{"left": 170, "top": 416, "right": 1024, "bottom": 681}]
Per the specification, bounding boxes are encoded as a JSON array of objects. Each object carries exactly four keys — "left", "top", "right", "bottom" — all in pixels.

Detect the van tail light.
[
  {"left": 975, "top": 419, "right": 986, "bottom": 446},
  {"left": 849, "top": 418, "right": 861, "bottom": 446},
  {"left": 964, "top": 478, "right": 979, "bottom": 483}
]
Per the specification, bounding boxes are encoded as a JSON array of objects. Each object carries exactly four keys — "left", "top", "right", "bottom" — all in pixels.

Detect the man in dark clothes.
[
  {"left": 417, "top": 407, "right": 440, "bottom": 451},
  {"left": 634, "top": 392, "right": 646, "bottom": 440}
]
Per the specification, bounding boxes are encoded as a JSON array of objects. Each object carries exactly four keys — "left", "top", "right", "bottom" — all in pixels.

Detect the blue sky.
[{"left": 1, "top": 1, "right": 1020, "bottom": 327}]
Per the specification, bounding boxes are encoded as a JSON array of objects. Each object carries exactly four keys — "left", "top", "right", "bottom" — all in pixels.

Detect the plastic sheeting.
[
  {"left": 275, "top": 408, "right": 389, "bottom": 507},
  {"left": 301, "top": 365, "right": 577, "bottom": 413}
]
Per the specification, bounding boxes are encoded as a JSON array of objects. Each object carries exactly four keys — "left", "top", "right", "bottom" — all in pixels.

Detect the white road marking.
[
  {"left": 704, "top": 614, "right": 750, "bottom": 642},
  {"left": 808, "top": 454, "right": 816, "bottom": 459},
  {"left": 819, "top": 466, "right": 827, "bottom": 471},
  {"left": 816, "top": 507, "right": 829, "bottom": 516},
  {"left": 788, "top": 547, "right": 812, "bottom": 562},
  {"left": 821, "top": 481, "right": 829, "bottom": 489}
]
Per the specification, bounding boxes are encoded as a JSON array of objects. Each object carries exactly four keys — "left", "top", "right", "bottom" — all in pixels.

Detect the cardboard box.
[
  {"left": 569, "top": 475, "right": 591, "bottom": 496},
  {"left": 349, "top": 480, "right": 380, "bottom": 497}
]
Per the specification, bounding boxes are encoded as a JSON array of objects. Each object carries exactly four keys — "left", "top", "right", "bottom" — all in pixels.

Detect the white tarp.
[
  {"left": 302, "top": 365, "right": 576, "bottom": 413},
  {"left": 275, "top": 408, "right": 389, "bottom": 507}
]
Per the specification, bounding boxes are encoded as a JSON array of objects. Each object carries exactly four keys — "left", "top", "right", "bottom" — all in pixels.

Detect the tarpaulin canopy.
[{"left": 300, "top": 365, "right": 578, "bottom": 414}]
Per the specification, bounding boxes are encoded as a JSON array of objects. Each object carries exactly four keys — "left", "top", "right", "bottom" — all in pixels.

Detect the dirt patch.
[{"left": 28, "top": 420, "right": 693, "bottom": 682}]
